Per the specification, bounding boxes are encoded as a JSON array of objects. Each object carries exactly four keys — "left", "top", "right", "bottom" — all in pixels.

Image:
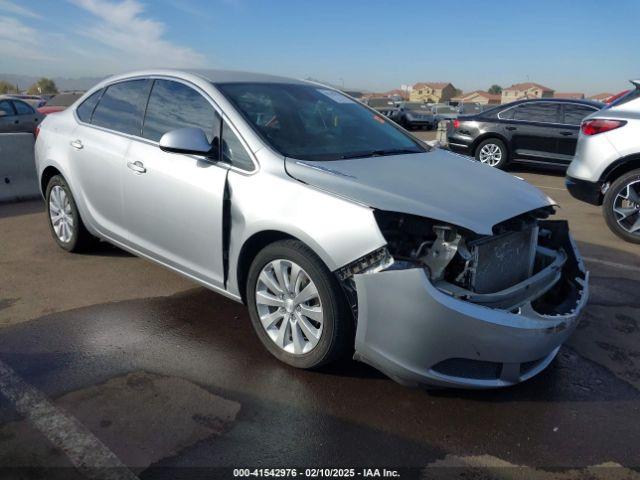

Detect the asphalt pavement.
[{"left": 0, "top": 137, "right": 639, "bottom": 479}]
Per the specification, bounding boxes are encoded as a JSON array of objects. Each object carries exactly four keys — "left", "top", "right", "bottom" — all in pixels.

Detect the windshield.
[
  {"left": 218, "top": 83, "right": 425, "bottom": 161},
  {"left": 434, "top": 106, "right": 456, "bottom": 114},
  {"left": 403, "top": 102, "right": 430, "bottom": 110}
]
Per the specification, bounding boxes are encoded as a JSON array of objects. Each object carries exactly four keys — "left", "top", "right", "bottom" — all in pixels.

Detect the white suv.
[{"left": 567, "top": 81, "right": 640, "bottom": 243}]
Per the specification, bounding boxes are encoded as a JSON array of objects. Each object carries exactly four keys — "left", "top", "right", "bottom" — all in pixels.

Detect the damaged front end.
[{"left": 337, "top": 208, "right": 588, "bottom": 388}]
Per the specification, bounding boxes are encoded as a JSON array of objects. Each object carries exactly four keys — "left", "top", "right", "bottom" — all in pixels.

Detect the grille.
[{"left": 470, "top": 226, "right": 537, "bottom": 293}]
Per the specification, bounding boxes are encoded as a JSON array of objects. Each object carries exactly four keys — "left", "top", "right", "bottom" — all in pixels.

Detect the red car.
[
  {"left": 605, "top": 90, "right": 630, "bottom": 104},
  {"left": 38, "top": 93, "right": 83, "bottom": 115}
]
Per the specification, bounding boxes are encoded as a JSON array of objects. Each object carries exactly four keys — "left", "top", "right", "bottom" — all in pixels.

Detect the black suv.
[{"left": 447, "top": 98, "right": 603, "bottom": 169}]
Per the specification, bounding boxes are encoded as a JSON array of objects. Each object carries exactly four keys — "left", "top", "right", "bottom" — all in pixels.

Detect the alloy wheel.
[
  {"left": 613, "top": 179, "right": 640, "bottom": 235},
  {"left": 255, "top": 259, "right": 324, "bottom": 355},
  {"left": 478, "top": 143, "right": 503, "bottom": 166},
  {"left": 49, "top": 185, "right": 74, "bottom": 243}
]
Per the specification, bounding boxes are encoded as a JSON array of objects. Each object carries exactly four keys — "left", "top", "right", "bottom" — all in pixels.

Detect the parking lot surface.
[{"left": 1, "top": 140, "right": 640, "bottom": 478}]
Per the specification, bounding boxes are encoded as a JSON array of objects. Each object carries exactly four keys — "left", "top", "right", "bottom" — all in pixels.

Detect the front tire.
[
  {"left": 45, "top": 175, "right": 94, "bottom": 252},
  {"left": 603, "top": 169, "right": 640, "bottom": 244},
  {"left": 246, "top": 240, "right": 353, "bottom": 369},
  {"left": 475, "top": 138, "right": 508, "bottom": 169}
]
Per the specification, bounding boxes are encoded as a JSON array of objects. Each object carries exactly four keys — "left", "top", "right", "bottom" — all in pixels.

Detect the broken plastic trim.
[{"left": 434, "top": 246, "right": 566, "bottom": 310}]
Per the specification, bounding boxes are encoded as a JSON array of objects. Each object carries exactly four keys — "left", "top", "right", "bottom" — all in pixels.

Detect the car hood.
[{"left": 284, "top": 149, "right": 555, "bottom": 235}]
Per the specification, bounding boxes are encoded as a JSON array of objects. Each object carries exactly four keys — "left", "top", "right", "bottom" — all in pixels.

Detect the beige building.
[
  {"left": 410, "top": 82, "right": 457, "bottom": 103},
  {"left": 554, "top": 92, "right": 585, "bottom": 100},
  {"left": 451, "top": 90, "right": 501, "bottom": 105},
  {"left": 501, "top": 82, "right": 554, "bottom": 103}
]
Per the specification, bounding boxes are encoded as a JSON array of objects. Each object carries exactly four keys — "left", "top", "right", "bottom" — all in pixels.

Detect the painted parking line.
[
  {"left": 584, "top": 256, "right": 640, "bottom": 274},
  {"left": 0, "top": 359, "right": 138, "bottom": 480}
]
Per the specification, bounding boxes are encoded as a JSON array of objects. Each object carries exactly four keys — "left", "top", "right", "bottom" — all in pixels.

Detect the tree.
[
  {"left": 488, "top": 84, "right": 503, "bottom": 95},
  {"left": 0, "top": 80, "right": 16, "bottom": 94},
  {"left": 27, "top": 77, "right": 58, "bottom": 95}
]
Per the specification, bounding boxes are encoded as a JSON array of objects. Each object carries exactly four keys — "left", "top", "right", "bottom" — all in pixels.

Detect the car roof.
[
  {"left": 99, "top": 69, "right": 311, "bottom": 88},
  {"left": 502, "top": 98, "right": 604, "bottom": 108}
]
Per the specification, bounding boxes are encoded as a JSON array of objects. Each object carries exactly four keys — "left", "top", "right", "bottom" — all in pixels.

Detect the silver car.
[
  {"left": 35, "top": 70, "right": 588, "bottom": 388},
  {"left": 567, "top": 80, "right": 640, "bottom": 243}
]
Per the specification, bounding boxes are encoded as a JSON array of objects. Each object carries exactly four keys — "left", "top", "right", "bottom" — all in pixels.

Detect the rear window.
[
  {"left": 608, "top": 88, "right": 640, "bottom": 108},
  {"left": 76, "top": 89, "right": 102, "bottom": 123}
]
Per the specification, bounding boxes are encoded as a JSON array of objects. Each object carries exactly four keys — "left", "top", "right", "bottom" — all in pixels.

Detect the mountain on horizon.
[{"left": 0, "top": 74, "right": 107, "bottom": 92}]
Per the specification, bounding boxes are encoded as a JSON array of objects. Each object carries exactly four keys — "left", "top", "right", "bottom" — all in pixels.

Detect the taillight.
[
  {"left": 452, "top": 119, "right": 460, "bottom": 129},
  {"left": 581, "top": 119, "right": 626, "bottom": 136},
  {"left": 34, "top": 126, "right": 40, "bottom": 138}
]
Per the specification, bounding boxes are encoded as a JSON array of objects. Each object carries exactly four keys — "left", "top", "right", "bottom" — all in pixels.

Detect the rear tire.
[
  {"left": 603, "top": 169, "right": 640, "bottom": 244},
  {"left": 475, "top": 138, "right": 509, "bottom": 169},
  {"left": 45, "top": 175, "right": 94, "bottom": 252},
  {"left": 246, "top": 239, "right": 353, "bottom": 369}
]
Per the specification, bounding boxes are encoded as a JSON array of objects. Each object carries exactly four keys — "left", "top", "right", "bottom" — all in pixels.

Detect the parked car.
[
  {"left": 3, "top": 94, "right": 46, "bottom": 108},
  {"left": 0, "top": 97, "right": 44, "bottom": 134},
  {"left": 35, "top": 70, "right": 587, "bottom": 388},
  {"left": 431, "top": 103, "right": 458, "bottom": 124},
  {"left": 364, "top": 97, "right": 399, "bottom": 120},
  {"left": 456, "top": 102, "right": 486, "bottom": 116},
  {"left": 566, "top": 80, "right": 640, "bottom": 244},
  {"left": 447, "top": 98, "right": 604, "bottom": 169},
  {"left": 396, "top": 101, "right": 435, "bottom": 130},
  {"left": 605, "top": 90, "right": 629, "bottom": 105},
  {"left": 39, "top": 92, "right": 84, "bottom": 115}
]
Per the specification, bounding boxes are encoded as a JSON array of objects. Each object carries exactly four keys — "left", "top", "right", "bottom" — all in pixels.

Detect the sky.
[{"left": 0, "top": 0, "right": 638, "bottom": 95}]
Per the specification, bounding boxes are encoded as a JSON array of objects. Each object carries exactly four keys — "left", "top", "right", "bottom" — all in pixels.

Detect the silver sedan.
[{"left": 34, "top": 70, "right": 588, "bottom": 388}]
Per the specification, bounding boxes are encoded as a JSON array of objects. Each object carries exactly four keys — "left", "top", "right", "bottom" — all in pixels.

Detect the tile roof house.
[
  {"left": 501, "top": 82, "right": 554, "bottom": 104},
  {"left": 554, "top": 92, "right": 585, "bottom": 100},
  {"left": 451, "top": 90, "right": 501, "bottom": 105},
  {"left": 410, "top": 82, "right": 457, "bottom": 103}
]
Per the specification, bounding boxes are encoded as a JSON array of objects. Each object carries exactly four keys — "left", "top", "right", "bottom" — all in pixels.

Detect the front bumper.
[
  {"left": 565, "top": 175, "right": 604, "bottom": 206},
  {"left": 406, "top": 119, "right": 435, "bottom": 127},
  {"left": 352, "top": 223, "right": 588, "bottom": 389}
]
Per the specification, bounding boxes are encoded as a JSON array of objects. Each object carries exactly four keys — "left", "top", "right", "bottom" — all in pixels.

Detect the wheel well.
[
  {"left": 471, "top": 134, "right": 509, "bottom": 158},
  {"left": 236, "top": 230, "right": 296, "bottom": 304},
  {"left": 601, "top": 155, "right": 640, "bottom": 184},
  {"left": 40, "top": 166, "right": 61, "bottom": 196}
]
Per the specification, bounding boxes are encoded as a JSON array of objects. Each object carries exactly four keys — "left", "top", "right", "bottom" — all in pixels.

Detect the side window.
[
  {"left": 563, "top": 105, "right": 597, "bottom": 125},
  {"left": 76, "top": 89, "right": 103, "bottom": 123},
  {"left": 221, "top": 123, "right": 254, "bottom": 171},
  {"left": 498, "top": 107, "right": 515, "bottom": 120},
  {"left": 13, "top": 101, "right": 35, "bottom": 115},
  {"left": 92, "top": 80, "right": 150, "bottom": 135},
  {"left": 143, "top": 80, "right": 220, "bottom": 142},
  {"left": 514, "top": 103, "right": 560, "bottom": 123},
  {"left": 0, "top": 100, "right": 15, "bottom": 116}
]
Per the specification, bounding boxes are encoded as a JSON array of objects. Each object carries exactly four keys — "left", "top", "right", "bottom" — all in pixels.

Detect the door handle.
[
  {"left": 127, "top": 161, "right": 147, "bottom": 174},
  {"left": 13, "top": 120, "right": 19, "bottom": 124},
  {"left": 70, "top": 139, "right": 83, "bottom": 150},
  {"left": 505, "top": 126, "right": 517, "bottom": 131},
  {"left": 560, "top": 131, "right": 574, "bottom": 136}
]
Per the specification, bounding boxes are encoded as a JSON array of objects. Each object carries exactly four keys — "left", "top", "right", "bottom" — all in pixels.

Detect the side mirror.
[{"left": 159, "top": 127, "right": 217, "bottom": 158}]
